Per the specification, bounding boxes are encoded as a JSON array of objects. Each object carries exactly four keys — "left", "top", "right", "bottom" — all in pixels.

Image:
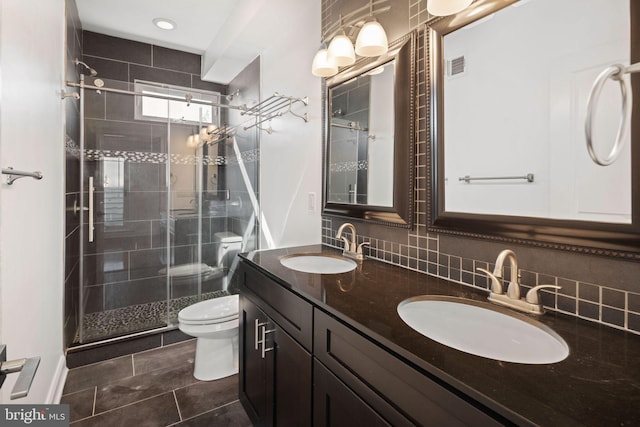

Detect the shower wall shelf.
[
  {"left": 2, "top": 167, "right": 43, "bottom": 185},
  {"left": 241, "top": 92, "right": 308, "bottom": 132}
]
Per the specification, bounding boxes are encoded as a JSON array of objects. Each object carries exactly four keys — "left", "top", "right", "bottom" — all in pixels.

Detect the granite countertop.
[{"left": 240, "top": 244, "right": 640, "bottom": 427}]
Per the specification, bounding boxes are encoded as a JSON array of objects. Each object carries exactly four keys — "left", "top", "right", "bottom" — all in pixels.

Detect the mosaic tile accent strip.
[
  {"left": 77, "top": 290, "right": 230, "bottom": 342},
  {"left": 329, "top": 160, "right": 368, "bottom": 173},
  {"left": 236, "top": 148, "right": 259, "bottom": 164},
  {"left": 66, "top": 136, "right": 81, "bottom": 159},
  {"left": 82, "top": 149, "right": 226, "bottom": 166}
]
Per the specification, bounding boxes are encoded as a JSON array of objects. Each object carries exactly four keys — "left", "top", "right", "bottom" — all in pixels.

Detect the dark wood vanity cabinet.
[
  {"left": 314, "top": 309, "right": 504, "bottom": 427},
  {"left": 239, "top": 260, "right": 506, "bottom": 427},
  {"left": 313, "top": 359, "right": 399, "bottom": 427},
  {"left": 239, "top": 264, "right": 313, "bottom": 426},
  {"left": 240, "top": 296, "right": 272, "bottom": 423},
  {"left": 240, "top": 295, "right": 312, "bottom": 426}
]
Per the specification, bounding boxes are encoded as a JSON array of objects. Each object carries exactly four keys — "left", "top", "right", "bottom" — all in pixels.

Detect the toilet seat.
[{"left": 178, "top": 294, "right": 239, "bottom": 326}]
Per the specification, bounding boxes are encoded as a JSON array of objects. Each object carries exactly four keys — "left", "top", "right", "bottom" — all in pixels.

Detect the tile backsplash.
[{"left": 322, "top": 217, "right": 640, "bottom": 335}]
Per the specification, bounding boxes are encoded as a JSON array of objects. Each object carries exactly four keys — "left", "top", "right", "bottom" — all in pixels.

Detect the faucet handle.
[
  {"left": 525, "top": 285, "right": 561, "bottom": 304},
  {"left": 340, "top": 236, "right": 350, "bottom": 250},
  {"left": 477, "top": 268, "right": 503, "bottom": 294},
  {"left": 356, "top": 241, "right": 369, "bottom": 255}
]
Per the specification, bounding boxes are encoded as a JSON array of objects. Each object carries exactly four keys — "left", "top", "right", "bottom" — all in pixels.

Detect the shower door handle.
[{"left": 88, "top": 176, "right": 95, "bottom": 243}]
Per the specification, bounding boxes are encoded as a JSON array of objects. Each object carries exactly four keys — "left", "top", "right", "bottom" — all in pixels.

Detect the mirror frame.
[
  {"left": 428, "top": 0, "right": 640, "bottom": 260},
  {"left": 323, "top": 31, "right": 416, "bottom": 228}
]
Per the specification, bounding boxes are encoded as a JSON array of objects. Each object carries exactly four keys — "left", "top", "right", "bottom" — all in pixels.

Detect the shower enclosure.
[{"left": 73, "top": 75, "right": 258, "bottom": 345}]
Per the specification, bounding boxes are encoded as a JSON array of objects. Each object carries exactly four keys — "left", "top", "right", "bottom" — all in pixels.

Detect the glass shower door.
[
  {"left": 78, "top": 77, "right": 173, "bottom": 343},
  {"left": 77, "top": 77, "right": 228, "bottom": 344}
]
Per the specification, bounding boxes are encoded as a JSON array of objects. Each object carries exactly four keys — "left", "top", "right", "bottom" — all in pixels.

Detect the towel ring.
[{"left": 585, "top": 63, "right": 640, "bottom": 166}]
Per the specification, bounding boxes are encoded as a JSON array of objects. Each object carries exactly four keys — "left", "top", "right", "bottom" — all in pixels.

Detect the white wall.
[
  {"left": 368, "top": 64, "right": 395, "bottom": 206},
  {"left": 443, "top": 0, "right": 630, "bottom": 222},
  {"left": 259, "top": 0, "right": 322, "bottom": 248},
  {"left": 0, "top": 0, "right": 66, "bottom": 403}
]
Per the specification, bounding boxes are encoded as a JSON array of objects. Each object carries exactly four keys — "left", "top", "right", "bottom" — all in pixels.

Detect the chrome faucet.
[
  {"left": 477, "top": 249, "right": 560, "bottom": 315},
  {"left": 336, "top": 222, "right": 368, "bottom": 261}
]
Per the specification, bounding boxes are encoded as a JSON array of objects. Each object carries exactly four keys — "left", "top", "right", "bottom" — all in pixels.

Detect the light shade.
[
  {"left": 427, "top": 0, "right": 473, "bottom": 16},
  {"left": 328, "top": 34, "right": 356, "bottom": 67},
  {"left": 186, "top": 134, "right": 200, "bottom": 148},
  {"left": 355, "top": 21, "right": 388, "bottom": 57},
  {"left": 312, "top": 48, "right": 338, "bottom": 77},
  {"left": 199, "top": 127, "right": 210, "bottom": 141}
]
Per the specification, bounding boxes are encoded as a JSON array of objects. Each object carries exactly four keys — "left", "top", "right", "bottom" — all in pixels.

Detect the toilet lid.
[{"left": 178, "top": 294, "right": 239, "bottom": 324}]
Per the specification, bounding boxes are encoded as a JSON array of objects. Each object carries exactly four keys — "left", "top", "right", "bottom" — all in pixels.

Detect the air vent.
[{"left": 447, "top": 56, "right": 466, "bottom": 76}]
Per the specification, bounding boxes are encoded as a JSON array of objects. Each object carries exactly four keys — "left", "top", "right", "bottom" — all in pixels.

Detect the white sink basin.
[
  {"left": 280, "top": 254, "right": 357, "bottom": 274},
  {"left": 397, "top": 296, "right": 569, "bottom": 364}
]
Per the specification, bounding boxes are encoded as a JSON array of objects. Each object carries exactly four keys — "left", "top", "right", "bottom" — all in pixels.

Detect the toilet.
[
  {"left": 178, "top": 232, "right": 243, "bottom": 381},
  {"left": 178, "top": 294, "right": 239, "bottom": 380},
  {"left": 213, "top": 231, "right": 244, "bottom": 291}
]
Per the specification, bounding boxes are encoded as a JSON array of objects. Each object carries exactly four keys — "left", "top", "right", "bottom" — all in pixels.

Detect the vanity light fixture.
[
  {"left": 191, "top": 125, "right": 225, "bottom": 147},
  {"left": 153, "top": 18, "right": 176, "bottom": 31},
  {"left": 312, "top": 46, "right": 339, "bottom": 77},
  {"left": 328, "top": 33, "right": 356, "bottom": 66},
  {"left": 355, "top": 20, "right": 388, "bottom": 57},
  {"left": 186, "top": 133, "right": 200, "bottom": 148},
  {"left": 199, "top": 127, "right": 210, "bottom": 141},
  {"left": 427, "top": 0, "right": 474, "bottom": 17},
  {"left": 312, "top": 0, "right": 391, "bottom": 78}
]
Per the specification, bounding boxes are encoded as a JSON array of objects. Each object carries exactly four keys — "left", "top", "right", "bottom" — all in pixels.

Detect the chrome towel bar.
[
  {"left": 585, "top": 62, "right": 640, "bottom": 166},
  {"left": 459, "top": 173, "right": 534, "bottom": 183},
  {"left": 2, "top": 167, "right": 43, "bottom": 185}
]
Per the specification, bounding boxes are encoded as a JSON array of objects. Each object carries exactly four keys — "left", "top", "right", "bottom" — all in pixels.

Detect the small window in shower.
[{"left": 134, "top": 81, "right": 220, "bottom": 125}]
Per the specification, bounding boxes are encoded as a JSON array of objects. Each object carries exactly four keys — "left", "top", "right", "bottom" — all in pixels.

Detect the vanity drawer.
[
  {"left": 240, "top": 261, "right": 313, "bottom": 351},
  {"left": 314, "top": 309, "right": 504, "bottom": 427}
]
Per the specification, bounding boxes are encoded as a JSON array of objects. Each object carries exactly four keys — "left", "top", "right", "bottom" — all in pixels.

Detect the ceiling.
[{"left": 76, "top": 0, "right": 311, "bottom": 83}]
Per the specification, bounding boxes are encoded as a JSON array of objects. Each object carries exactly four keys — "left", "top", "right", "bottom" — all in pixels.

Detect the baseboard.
[{"left": 46, "top": 355, "right": 68, "bottom": 404}]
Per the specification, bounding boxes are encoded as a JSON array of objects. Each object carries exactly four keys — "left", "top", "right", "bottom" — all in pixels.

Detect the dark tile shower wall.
[
  {"left": 64, "top": 0, "right": 83, "bottom": 349},
  {"left": 321, "top": 0, "right": 640, "bottom": 334},
  {"left": 78, "top": 31, "right": 229, "bottom": 331}
]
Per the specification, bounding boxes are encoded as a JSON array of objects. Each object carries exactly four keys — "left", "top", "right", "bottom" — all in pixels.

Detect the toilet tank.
[{"left": 213, "top": 232, "right": 243, "bottom": 269}]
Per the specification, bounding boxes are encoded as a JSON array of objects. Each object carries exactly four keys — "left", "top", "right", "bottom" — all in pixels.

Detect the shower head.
[{"left": 74, "top": 58, "right": 98, "bottom": 77}]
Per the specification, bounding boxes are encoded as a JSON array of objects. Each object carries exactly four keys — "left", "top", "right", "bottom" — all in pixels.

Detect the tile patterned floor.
[{"left": 61, "top": 340, "right": 252, "bottom": 426}]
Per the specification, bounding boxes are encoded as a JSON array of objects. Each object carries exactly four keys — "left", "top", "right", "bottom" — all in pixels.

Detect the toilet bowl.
[
  {"left": 179, "top": 294, "right": 239, "bottom": 380},
  {"left": 177, "top": 232, "right": 243, "bottom": 381}
]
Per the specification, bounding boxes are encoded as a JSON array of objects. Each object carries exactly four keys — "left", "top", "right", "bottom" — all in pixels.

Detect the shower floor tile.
[{"left": 77, "top": 290, "right": 230, "bottom": 343}]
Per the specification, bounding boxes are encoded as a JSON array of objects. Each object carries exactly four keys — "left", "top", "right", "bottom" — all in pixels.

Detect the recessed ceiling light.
[{"left": 153, "top": 18, "right": 176, "bottom": 31}]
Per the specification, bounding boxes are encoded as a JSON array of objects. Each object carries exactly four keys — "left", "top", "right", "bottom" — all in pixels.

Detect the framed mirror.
[
  {"left": 323, "top": 31, "right": 415, "bottom": 227},
  {"left": 428, "top": 0, "right": 640, "bottom": 259}
]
